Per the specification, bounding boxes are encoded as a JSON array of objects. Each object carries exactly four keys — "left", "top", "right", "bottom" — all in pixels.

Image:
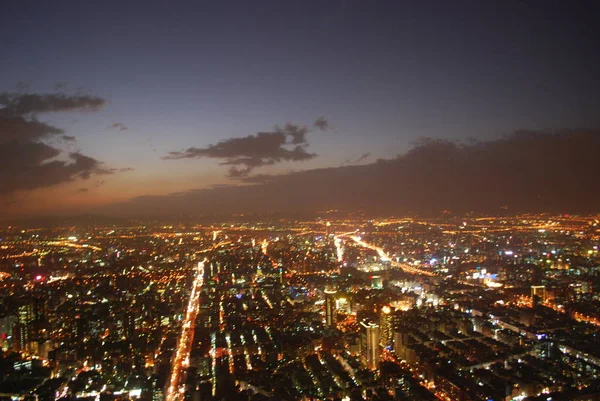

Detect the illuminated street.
[{"left": 165, "top": 259, "right": 206, "bottom": 401}]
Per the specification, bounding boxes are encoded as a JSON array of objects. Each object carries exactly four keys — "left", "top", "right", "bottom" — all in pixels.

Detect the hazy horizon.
[{"left": 2, "top": 0, "right": 600, "bottom": 218}]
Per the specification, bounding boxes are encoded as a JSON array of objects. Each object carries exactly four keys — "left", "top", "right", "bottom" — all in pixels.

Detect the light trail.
[
  {"left": 167, "top": 239, "right": 230, "bottom": 401},
  {"left": 165, "top": 259, "right": 206, "bottom": 401},
  {"left": 341, "top": 234, "right": 435, "bottom": 276}
]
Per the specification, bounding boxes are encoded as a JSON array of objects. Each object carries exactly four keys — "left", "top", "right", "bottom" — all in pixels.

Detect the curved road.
[{"left": 338, "top": 233, "right": 435, "bottom": 276}]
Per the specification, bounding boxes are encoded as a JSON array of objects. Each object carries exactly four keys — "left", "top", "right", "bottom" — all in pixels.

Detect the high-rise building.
[
  {"left": 531, "top": 285, "right": 547, "bottom": 304},
  {"left": 18, "top": 304, "right": 34, "bottom": 326},
  {"left": 379, "top": 306, "right": 394, "bottom": 348},
  {"left": 30, "top": 298, "right": 49, "bottom": 347},
  {"left": 535, "top": 339, "right": 558, "bottom": 360},
  {"left": 324, "top": 289, "right": 337, "bottom": 327},
  {"left": 12, "top": 322, "right": 28, "bottom": 353},
  {"left": 392, "top": 330, "right": 410, "bottom": 358},
  {"left": 12, "top": 298, "right": 49, "bottom": 356},
  {"left": 15, "top": 304, "right": 35, "bottom": 353},
  {"left": 359, "top": 319, "right": 380, "bottom": 370}
]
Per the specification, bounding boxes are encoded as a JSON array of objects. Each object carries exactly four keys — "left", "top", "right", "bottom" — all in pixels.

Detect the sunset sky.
[{"left": 1, "top": 0, "right": 599, "bottom": 218}]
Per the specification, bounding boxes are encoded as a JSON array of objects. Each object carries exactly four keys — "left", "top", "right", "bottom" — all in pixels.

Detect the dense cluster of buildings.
[{"left": 0, "top": 214, "right": 599, "bottom": 401}]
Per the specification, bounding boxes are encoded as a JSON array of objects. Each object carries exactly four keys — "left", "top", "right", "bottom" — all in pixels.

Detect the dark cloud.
[
  {"left": 228, "top": 166, "right": 253, "bottom": 178},
  {"left": 112, "top": 130, "right": 600, "bottom": 216},
  {"left": 77, "top": 188, "right": 89, "bottom": 193},
  {"left": 69, "top": 152, "right": 112, "bottom": 178},
  {"left": 110, "top": 122, "right": 128, "bottom": 131},
  {"left": 0, "top": 92, "right": 105, "bottom": 115},
  {"left": 313, "top": 117, "right": 329, "bottom": 131},
  {"left": 0, "top": 114, "right": 63, "bottom": 143},
  {"left": 0, "top": 145, "right": 111, "bottom": 194},
  {"left": 0, "top": 90, "right": 122, "bottom": 195},
  {"left": 165, "top": 121, "right": 319, "bottom": 177},
  {"left": 278, "top": 123, "right": 309, "bottom": 145}
]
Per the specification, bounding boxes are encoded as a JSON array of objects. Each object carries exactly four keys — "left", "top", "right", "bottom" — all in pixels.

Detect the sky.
[{"left": 1, "top": 0, "right": 600, "bottom": 218}]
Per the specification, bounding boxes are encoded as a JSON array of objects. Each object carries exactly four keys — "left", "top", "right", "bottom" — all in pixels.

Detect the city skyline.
[
  {"left": 3, "top": 3, "right": 600, "bottom": 400},
  {"left": 2, "top": 214, "right": 599, "bottom": 400}
]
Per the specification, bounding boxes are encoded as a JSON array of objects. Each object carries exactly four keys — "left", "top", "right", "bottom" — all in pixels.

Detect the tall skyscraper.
[
  {"left": 324, "top": 288, "right": 337, "bottom": 327},
  {"left": 360, "top": 319, "right": 380, "bottom": 370},
  {"left": 11, "top": 298, "right": 49, "bottom": 356},
  {"left": 15, "top": 304, "right": 35, "bottom": 353},
  {"left": 30, "top": 298, "right": 49, "bottom": 345},
  {"left": 12, "top": 322, "right": 27, "bottom": 353},
  {"left": 379, "top": 305, "right": 394, "bottom": 348}
]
